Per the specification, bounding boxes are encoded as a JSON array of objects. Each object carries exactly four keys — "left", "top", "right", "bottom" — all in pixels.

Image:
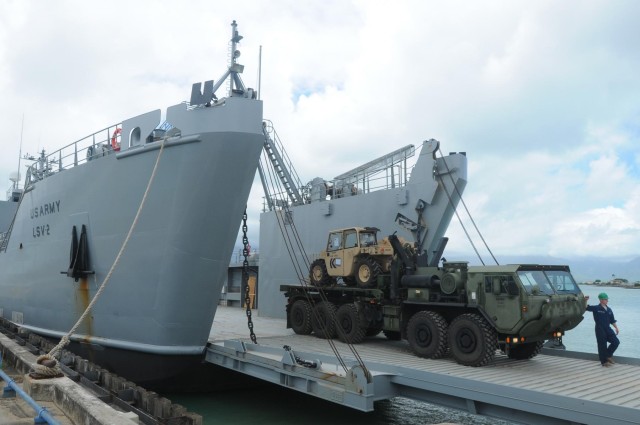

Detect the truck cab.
[
  {"left": 469, "top": 265, "right": 585, "bottom": 354},
  {"left": 388, "top": 232, "right": 587, "bottom": 365}
]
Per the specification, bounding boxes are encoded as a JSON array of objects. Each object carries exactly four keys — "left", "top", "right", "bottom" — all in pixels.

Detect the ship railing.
[
  {"left": 0, "top": 230, "right": 8, "bottom": 252},
  {"left": 333, "top": 144, "right": 416, "bottom": 189},
  {"left": 24, "top": 124, "right": 122, "bottom": 188},
  {"left": 262, "top": 160, "right": 416, "bottom": 210},
  {"left": 333, "top": 163, "right": 415, "bottom": 195}
]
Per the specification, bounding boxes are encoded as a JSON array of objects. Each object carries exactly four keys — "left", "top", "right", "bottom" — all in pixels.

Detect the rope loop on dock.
[{"left": 30, "top": 354, "right": 63, "bottom": 379}]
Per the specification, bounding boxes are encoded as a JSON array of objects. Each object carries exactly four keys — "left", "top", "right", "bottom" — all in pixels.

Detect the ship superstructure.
[{"left": 257, "top": 140, "right": 468, "bottom": 318}]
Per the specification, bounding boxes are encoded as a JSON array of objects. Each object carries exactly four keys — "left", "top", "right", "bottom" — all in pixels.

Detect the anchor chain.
[{"left": 242, "top": 208, "right": 257, "bottom": 344}]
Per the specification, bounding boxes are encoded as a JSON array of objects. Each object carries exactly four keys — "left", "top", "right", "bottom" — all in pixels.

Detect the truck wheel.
[
  {"left": 336, "top": 304, "right": 367, "bottom": 344},
  {"left": 407, "top": 311, "right": 448, "bottom": 359},
  {"left": 355, "top": 257, "right": 382, "bottom": 288},
  {"left": 507, "top": 341, "right": 543, "bottom": 360},
  {"left": 309, "top": 259, "right": 335, "bottom": 287},
  {"left": 290, "top": 300, "right": 313, "bottom": 335},
  {"left": 311, "top": 302, "right": 337, "bottom": 339},
  {"left": 383, "top": 330, "right": 401, "bottom": 340},
  {"left": 448, "top": 313, "right": 497, "bottom": 367}
]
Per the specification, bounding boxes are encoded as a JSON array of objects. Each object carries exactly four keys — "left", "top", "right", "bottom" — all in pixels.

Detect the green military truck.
[{"left": 282, "top": 230, "right": 586, "bottom": 367}]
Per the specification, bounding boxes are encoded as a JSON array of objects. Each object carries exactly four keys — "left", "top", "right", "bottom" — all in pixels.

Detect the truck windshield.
[
  {"left": 544, "top": 270, "right": 581, "bottom": 294},
  {"left": 517, "top": 270, "right": 556, "bottom": 295}
]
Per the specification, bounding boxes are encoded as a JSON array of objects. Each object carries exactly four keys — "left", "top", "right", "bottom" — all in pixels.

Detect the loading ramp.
[{"left": 206, "top": 306, "right": 640, "bottom": 425}]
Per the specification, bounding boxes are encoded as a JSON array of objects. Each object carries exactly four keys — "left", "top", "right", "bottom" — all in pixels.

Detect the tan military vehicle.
[{"left": 309, "top": 227, "right": 398, "bottom": 288}]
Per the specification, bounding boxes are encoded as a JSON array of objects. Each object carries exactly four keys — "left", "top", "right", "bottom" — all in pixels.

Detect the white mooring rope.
[{"left": 33, "top": 138, "right": 168, "bottom": 376}]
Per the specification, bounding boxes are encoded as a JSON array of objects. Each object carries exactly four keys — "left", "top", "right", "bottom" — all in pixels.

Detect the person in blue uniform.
[{"left": 585, "top": 293, "right": 619, "bottom": 367}]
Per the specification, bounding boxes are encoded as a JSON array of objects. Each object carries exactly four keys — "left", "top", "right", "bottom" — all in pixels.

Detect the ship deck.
[{"left": 207, "top": 306, "right": 640, "bottom": 425}]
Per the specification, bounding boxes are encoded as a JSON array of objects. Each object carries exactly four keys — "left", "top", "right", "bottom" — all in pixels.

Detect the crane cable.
[
  {"left": 259, "top": 127, "right": 371, "bottom": 378},
  {"left": 260, "top": 150, "right": 351, "bottom": 371}
]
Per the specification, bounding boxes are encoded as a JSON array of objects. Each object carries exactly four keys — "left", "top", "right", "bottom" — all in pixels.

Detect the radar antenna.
[
  {"left": 209, "top": 20, "right": 247, "bottom": 98},
  {"left": 190, "top": 20, "right": 251, "bottom": 106}
]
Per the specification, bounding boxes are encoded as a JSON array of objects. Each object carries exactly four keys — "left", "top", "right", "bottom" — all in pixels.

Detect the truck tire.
[
  {"left": 336, "top": 303, "right": 367, "bottom": 344},
  {"left": 407, "top": 311, "right": 448, "bottom": 359},
  {"left": 507, "top": 341, "right": 543, "bottom": 360},
  {"left": 311, "top": 301, "right": 337, "bottom": 339},
  {"left": 448, "top": 313, "right": 497, "bottom": 367},
  {"left": 383, "top": 330, "right": 401, "bottom": 340},
  {"left": 309, "top": 259, "right": 335, "bottom": 287},
  {"left": 355, "top": 257, "right": 382, "bottom": 288},
  {"left": 290, "top": 300, "right": 313, "bottom": 335}
]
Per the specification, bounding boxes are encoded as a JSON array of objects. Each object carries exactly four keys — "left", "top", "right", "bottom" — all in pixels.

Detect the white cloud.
[
  {"left": 1, "top": 0, "right": 639, "bottom": 259},
  {"left": 549, "top": 203, "right": 640, "bottom": 257},
  {"left": 445, "top": 137, "right": 640, "bottom": 258},
  {"left": 585, "top": 154, "right": 632, "bottom": 203}
]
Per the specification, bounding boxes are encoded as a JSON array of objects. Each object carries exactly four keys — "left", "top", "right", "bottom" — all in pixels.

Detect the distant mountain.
[{"left": 444, "top": 252, "right": 640, "bottom": 283}]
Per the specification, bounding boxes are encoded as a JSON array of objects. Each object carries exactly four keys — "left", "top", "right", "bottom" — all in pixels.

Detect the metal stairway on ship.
[
  {"left": 0, "top": 189, "right": 23, "bottom": 253},
  {"left": 259, "top": 121, "right": 305, "bottom": 210},
  {"left": 258, "top": 123, "right": 418, "bottom": 212}
]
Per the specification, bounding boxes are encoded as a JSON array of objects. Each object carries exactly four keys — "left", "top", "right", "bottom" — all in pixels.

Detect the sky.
[{"left": 1, "top": 0, "right": 639, "bottom": 262}]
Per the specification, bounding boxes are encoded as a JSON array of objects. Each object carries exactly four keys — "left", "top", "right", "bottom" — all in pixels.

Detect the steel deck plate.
[{"left": 207, "top": 306, "right": 640, "bottom": 424}]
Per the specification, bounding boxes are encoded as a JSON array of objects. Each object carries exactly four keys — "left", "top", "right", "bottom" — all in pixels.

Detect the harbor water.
[
  {"left": 173, "top": 284, "right": 639, "bottom": 425},
  {"left": 562, "top": 285, "right": 638, "bottom": 358}
]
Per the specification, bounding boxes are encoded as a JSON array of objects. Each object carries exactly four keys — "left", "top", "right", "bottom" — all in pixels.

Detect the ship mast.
[
  {"left": 209, "top": 20, "right": 246, "bottom": 98},
  {"left": 229, "top": 20, "right": 246, "bottom": 96},
  {"left": 15, "top": 114, "right": 24, "bottom": 191}
]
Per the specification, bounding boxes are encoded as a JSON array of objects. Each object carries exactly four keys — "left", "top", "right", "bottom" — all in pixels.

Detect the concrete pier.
[
  {"left": 0, "top": 365, "right": 74, "bottom": 425},
  {"left": 0, "top": 316, "right": 204, "bottom": 425},
  {"left": 0, "top": 332, "right": 138, "bottom": 425}
]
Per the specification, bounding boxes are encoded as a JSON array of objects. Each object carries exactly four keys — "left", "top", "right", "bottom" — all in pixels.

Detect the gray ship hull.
[{"left": 0, "top": 97, "right": 264, "bottom": 384}]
